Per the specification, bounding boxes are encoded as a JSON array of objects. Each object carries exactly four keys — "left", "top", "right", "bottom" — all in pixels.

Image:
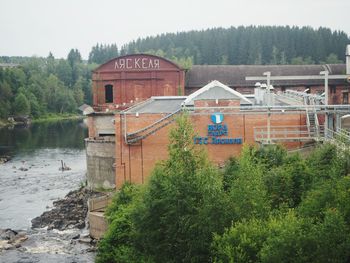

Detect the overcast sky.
[{"left": 1, "top": 0, "right": 349, "bottom": 60}]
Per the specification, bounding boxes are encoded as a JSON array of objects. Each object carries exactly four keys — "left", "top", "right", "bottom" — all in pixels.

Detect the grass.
[
  {"left": 0, "top": 113, "right": 84, "bottom": 127},
  {"left": 31, "top": 113, "right": 84, "bottom": 124},
  {"left": 0, "top": 119, "right": 7, "bottom": 128}
]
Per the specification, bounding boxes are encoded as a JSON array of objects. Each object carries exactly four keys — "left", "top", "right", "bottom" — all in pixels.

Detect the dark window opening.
[
  {"left": 105, "top": 84, "right": 113, "bottom": 103},
  {"left": 330, "top": 86, "right": 336, "bottom": 94},
  {"left": 98, "top": 133, "right": 115, "bottom": 137},
  {"left": 342, "top": 93, "right": 349, "bottom": 104}
]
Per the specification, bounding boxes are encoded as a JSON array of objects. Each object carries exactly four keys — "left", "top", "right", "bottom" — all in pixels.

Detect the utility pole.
[
  {"left": 263, "top": 72, "right": 271, "bottom": 144},
  {"left": 320, "top": 70, "right": 329, "bottom": 137}
]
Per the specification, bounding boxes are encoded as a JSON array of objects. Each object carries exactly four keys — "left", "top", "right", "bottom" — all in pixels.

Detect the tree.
[
  {"left": 96, "top": 183, "right": 150, "bottom": 263},
  {"left": 67, "top": 48, "right": 82, "bottom": 67},
  {"left": 133, "top": 113, "right": 231, "bottom": 263},
  {"left": 13, "top": 93, "right": 30, "bottom": 116},
  {"left": 323, "top": 53, "right": 343, "bottom": 64},
  {"left": 227, "top": 146, "right": 270, "bottom": 221}
]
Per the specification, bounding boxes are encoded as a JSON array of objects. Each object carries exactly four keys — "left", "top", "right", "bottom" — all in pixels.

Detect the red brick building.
[
  {"left": 86, "top": 54, "right": 350, "bottom": 189},
  {"left": 114, "top": 81, "right": 309, "bottom": 187},
  {"left": 92, "top": 54, "right": 185, "bottom": 111}
]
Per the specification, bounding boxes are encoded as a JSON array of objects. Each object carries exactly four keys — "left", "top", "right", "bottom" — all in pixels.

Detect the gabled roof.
[
  {"left": 183, "top": 80, "right": 253, "bottom": 105},
  {"left": 78, "top": 104, "right": 94, "bottom": 115}
]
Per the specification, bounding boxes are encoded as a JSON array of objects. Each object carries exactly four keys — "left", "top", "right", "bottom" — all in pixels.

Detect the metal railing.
[
  {"left": 254, "top": 125, "right": 325, "bottom": 143},
  {"left": 125, "top": 109, "right": 182, "bottom": 144},
  {"left": 324, "top": 127, "right": 350, "bottom": 144}
]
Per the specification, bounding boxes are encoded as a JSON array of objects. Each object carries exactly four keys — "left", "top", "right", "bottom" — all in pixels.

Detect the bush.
[
  {"left": 307, "top": 143, "right": 347, "bottom": 183},
  {"left": 264, "top": 154, "right": 312, "bottom": 210},
  {"left": 213, "top": 210, "right": 350, "bottom": 263},
  {"left": 212, "top": 218, "right": 268, "bottom": 263},
  {"left": 227, "top": 146, "right": 270, "bottom": 221},
  {"left": 96, "top": 183, "right": 151, "bottom": 263},
  {"left": 132, "top": 113, "right": 231, "bottom": 263}
]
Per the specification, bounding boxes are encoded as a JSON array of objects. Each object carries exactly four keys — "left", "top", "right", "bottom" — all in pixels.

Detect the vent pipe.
[{"left": 346, "top": 44, "right": 350, "bottom": 75}]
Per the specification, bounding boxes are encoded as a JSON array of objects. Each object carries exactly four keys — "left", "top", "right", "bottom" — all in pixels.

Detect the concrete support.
[
  {"left": 346, "top": 45, "right": 350, "bottom": 75},
  {"left": 85, "top": 138, "right": 116, "bottom": 189}
]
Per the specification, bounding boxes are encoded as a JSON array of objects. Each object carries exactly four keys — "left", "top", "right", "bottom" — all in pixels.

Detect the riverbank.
[
  {"left": 31, "top": 113, "right": 84, "bottom": 124},
  {"left": 0, "top": 187, "right": 99, "bottom": 262},
  {"left": 0, "top": 114, "right": 84, "bottom": 128}
]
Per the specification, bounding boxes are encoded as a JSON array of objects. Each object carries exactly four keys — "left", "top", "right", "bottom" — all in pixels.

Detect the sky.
[{"left": 1, "top": 0, "right": 349, "bottom": 60}]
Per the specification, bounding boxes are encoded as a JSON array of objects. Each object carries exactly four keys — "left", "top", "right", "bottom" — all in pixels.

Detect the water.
[{"left": 0, "top": 119, "right": 95, "bottom": 262}]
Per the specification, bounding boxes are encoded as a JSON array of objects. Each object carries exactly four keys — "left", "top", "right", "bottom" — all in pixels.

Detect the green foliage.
[
  {"left": 96, "top": 183, "right": 151, "bottom": 263},
  {"left": 88, "top": 43, "right": 119, "bottom": 64},
  {"left": 133, "top": 113, "right": 230, "bottom": 263},
  {"left": 307, "top": 143, "right": 348, "bottom": 182},
  {"left": 213, "top": 210, "right": 350, "bottom": 263},
  {"left": 298, "top": 175, "right": 350, "bottom": 224},
  {"left": 213, "top": 143, "right": 350, "bottom": 262},
  {"left": 98, "top": 132, "right": 350, "bottom": 262},
  {"left": 321, "top": 53, "right": 343, "bottom": 64},
  {"left": 0, "top": 50, "right": 93, "bottom": 120},
  {"left": 252, "top": 144, "right": 287, "bottom": 169},
  {"left": 13, "top": 93, "right": 30, "bottom": 115},
  {"left": 264, "top": 154, "right": 312, "bottom": 209},
  {"left": 212, "top": 218, "right": 269, "bottom": 263},
  {"left": 120, "top": 26, "right": 349, "bottom": 65},
  {"left": 227, "top": 145, "right": 270, "bottom": 220}
]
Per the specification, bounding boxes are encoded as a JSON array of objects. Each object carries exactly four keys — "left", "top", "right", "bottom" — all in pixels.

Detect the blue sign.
[
  {"left": 193, "top": 113, "right": 242, "bottom": 145},
  {"left": 211, "top": 113, "right": 224, "bottom": 124}
]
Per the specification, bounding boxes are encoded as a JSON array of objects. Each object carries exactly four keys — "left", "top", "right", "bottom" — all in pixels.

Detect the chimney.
[{"left": 346, "top": 44, "right": 350, "bottom": 75}]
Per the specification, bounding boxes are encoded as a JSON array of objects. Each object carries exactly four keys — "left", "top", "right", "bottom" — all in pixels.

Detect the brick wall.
[
  {"left": 115, "top": 110, "right": 307, "bottom": 188},
  {"left": 92, "top": 55, "right": 185, "bottom": 111}
]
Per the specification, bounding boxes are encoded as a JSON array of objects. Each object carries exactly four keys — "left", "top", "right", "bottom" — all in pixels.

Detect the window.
[
  {"left": 105, "top": 84, "right": 113, "bottom": 103},
  {"left": 330, "top": 86, "right": 336, "bottom": 94},
  {"left": 342, "top": 93, "right": 349, "bottom": 104}
]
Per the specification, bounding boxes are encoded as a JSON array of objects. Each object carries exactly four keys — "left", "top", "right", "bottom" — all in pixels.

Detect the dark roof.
[{"left": 186, "top": 64, "right": 347, "bottom": 87}]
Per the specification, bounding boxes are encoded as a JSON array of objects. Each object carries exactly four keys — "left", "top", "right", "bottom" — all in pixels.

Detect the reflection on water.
[
  {"left": 0, "top": 119, "right": 88, "bottom": 230},
  {"left": 0, "top": 119, "right": 88, "bottom": 156}
]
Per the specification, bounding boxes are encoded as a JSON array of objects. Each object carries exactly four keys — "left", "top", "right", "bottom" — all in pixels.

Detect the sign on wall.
[
  {"left": 193, "top": 113, "right": 242, "bottom": 145},
  {"left": 114, "top": 57, "right": 160, "bottom": 70}
]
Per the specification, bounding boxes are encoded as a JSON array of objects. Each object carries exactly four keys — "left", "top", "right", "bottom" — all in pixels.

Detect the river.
[{"left": 0, "top": 119, "right": 95, "bottom": 262}]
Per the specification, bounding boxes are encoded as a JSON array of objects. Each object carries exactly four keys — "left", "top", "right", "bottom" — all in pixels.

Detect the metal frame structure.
[{"left": 122, "top": 103, "right": 350, "bottom": 145}]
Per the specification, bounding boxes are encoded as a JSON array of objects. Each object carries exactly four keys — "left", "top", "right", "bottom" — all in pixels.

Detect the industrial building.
[{"left": 86, "top": 47, "right": 350, "bottom": 189}]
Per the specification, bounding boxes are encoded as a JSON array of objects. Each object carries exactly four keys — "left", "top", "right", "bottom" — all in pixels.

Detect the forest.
[
  {"left": 118, "top": 26, "right": 349, "bottom": 66},
  {"left": 0, "top": 26, "right": 349, "bottom": 121},
  {"left": 96, "top": 113, "right": 350, "bottom": 263},
  {"left": 0, "top": 50, "right": 96, "bottom": 121}
]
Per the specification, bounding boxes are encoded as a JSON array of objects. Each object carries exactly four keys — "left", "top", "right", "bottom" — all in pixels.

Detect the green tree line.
[
  {"left": 1, "top": 25, "right": 349, "bottom": 120},
  {"left": 96, "top": 113, "right": 350, "bottom": 263},
  {"left": 0, "top": 50, "right": 96, "bottom": 120},
  {"left": 116, "top": 25, "right": 349, "bottom": 66}
]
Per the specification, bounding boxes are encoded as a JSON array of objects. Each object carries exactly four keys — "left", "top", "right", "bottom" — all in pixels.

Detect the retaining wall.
[{"left": 85, "top": 137, "right": 116, "bottom": 189}]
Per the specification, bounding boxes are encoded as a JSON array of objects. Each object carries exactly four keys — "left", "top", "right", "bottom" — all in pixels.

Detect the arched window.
[{"left": 105, "top": 84, "right": 113, "bottom": 103}]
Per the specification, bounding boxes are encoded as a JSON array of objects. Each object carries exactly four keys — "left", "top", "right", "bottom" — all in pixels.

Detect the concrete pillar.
[
  {"left": 346, "top": 44, "right": 350, "bottom": 75},
  {"left": 85, "top": 138, "right": 116, "bottom": 189}
]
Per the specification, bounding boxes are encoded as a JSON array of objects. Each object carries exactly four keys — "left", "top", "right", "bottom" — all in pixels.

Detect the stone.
[
  {"left": 0, "top": 229, "right": 18, "bottom": 240},
  {"left": 31, "top": 187, "right": 103, "bottom": 231}
]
